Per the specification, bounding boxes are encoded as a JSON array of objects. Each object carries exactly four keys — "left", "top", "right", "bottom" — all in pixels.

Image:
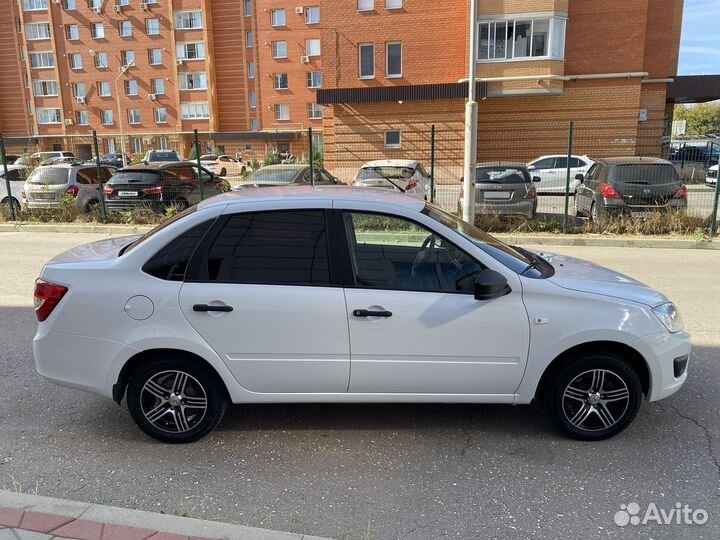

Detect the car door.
[
  {"left": 340, "top": 210, "right": 530, "bottom": 396},
  {"left": 179, "top": 207, "right": 351, "bottom": 393},
  {"left": 576, "top": 163, "right": 596, "bottom": 212},
  {"left": 527, "top": 157, "right": 558, "bottom": 192}
]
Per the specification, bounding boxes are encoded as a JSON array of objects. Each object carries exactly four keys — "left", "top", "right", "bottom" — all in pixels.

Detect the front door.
[
  {"left": 179, "top": 209, "right": 350, "bottom": 393},
  {"left": 341, "top": 211, "right": 530, "bottom": 395}
]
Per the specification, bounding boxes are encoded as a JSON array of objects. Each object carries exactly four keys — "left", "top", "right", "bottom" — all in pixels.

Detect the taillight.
[
  {"left": 34, "top": 279, "right": 68, "bottom": 322},
  {"left": 65, "top": 185, "right": 80, "bottom": 197},
  {"left": 673, "top": 185, "right": 688, "bottom": 199},
  {"left": 21, "top": 189, "right": 26, "bottom": 198},
  {"left": 405, "top": 181, "right": 418, "bottom": 191},
  {"left": 143, "top": 186, "right": 163, "bottom": 195},
  {"left": 526, "top": 184, "right": 537, "bottom": 199},
  {"left": 103, "top": 186, "right": 114, "bottom": 195},
  {"left": 600, "top": 183, "right": 622, "bottom": 199}
]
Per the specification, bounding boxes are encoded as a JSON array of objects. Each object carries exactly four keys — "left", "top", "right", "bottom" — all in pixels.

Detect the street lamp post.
[{"left": 462, "top": 0, "right": 479, "bottom": 224}]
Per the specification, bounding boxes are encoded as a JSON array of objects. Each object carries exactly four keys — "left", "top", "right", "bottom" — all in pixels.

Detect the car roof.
[
  {"left": 198, "top": 185, "right": 425, "bottom": 211},
  {"left": 259, "top": 164, "right": 308, "bottom": 171},
  {"left": 530, "top": 154, "right": 591, "bottom": 160},
  {"left": 475, "top": 161, "right": 528, "bottom": 168},
  {"left": 121, "top": 161, "right": 197, "bottom": 170},
  {"left": 595, "top": 157, "right": 673, "bottom": 166},
  {"left": 362, "top": 159, "right": 420, "bottom": 167}
]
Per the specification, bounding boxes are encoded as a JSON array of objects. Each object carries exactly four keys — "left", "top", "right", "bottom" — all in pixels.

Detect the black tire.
[
  {"left": 544, "top": 353, "right": 642, "bottom": 441},
  {"left": 84, "top": 199, "right": 99, "bottom": 213},
  {"left": 589, "top": 201, "right": 600, "bottom": 222},
  {"left": 1, "top": 197, "right": 21, "bottom": 215},
  {"left": 220, "top": 168, "right": 227, "bottom": 177},
  {"left": 127, "top": 354, "right": 227, "bottom": 444}
]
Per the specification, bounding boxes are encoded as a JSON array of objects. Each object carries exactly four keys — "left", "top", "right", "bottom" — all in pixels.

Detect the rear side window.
[
  {"left": 142, "top": 219, "right": 214, "bottom": 280},
  {"left": 204, "top": 211, "right": 330, "bottom": 285},
  {"left": 571, "top": 158, "right": 586, "bottom": 167},
  {"left": 612, "top": 164, "right": 679, "bottom": 184},
  {"left": 108, "top": 171, "right": 160, "bottom": 185},
  {"left": 27, "top": 168, "right": 70, "bottom": 185},
  {"left": 75, "top": 167, "right": 99, "bottom": 184}
]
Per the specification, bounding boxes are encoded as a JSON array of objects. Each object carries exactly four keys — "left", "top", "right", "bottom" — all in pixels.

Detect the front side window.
[
  {"left": 359, "top": 43, "right": 374, "bottom": 78},
  {"left": 478, "top": 16, "right": 566, "bottom": 61},
  {"left": 529, "top": 157, "right": 556, "bottom": 169},
  {"left": 343, "top": 212, "right": 484, "bottom": 293},
  {"left": 202, "top": 211, "right": 330, "bottom": 285}
]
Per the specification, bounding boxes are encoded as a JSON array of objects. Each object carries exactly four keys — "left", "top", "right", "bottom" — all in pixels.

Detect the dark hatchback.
[
  {"left": 232, "top": 164, "right": 342, "bottom": 190},
  {"left": 575, "top": 157, "right": 687, "bottom": 220},
  {"left": 103, "top": 162, "right": 230, "bottom": 212}
]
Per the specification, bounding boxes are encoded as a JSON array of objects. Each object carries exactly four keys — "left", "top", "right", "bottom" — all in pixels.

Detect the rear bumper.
[
  {"left": 105, "top": 198, "right": 163, "bottom": 213},
  {"left": 460, "top": 197, "right": 537, "bottom": 218},
  {"left": 603, "top": 198, "right": 687, "bottom": 214}
]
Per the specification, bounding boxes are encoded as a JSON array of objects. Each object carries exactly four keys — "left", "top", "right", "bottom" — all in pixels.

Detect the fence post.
[
  {"left": 562, "top": 121, "right": 574, "bottom": 234},
  {"left": 430, "top": 124, "right": 436, "bottom": 203},
  {"left": 711, "top": 165, "right": 720, "bottom": 238},
  {"left": 308, "top": 127, "right": 314, "bottom": 186},
  {"left": 92, "top": 131, "right": 107, "bottom": 223},
  {"left": 194, "top": 129, "right": 204, "bottom": 201},
  {"left": 0, "top": 133, "right": 17, "bottom": 221}
]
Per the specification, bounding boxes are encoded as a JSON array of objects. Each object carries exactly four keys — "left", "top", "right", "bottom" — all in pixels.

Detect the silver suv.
[{"left": 24, "top": 163, "right": 116, "bottom": 212}]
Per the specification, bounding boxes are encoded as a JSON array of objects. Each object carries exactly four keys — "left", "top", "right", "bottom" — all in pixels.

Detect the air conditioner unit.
[
  {"left": 140, "top": 2, "right": 148, "bottom": 10},
  {"left": 176, "top": 58, "right": 184, "bottom": 65},
  {"left": 92, "top": 6, "right": 101, "bottom": 13},
  {"left": 295, "top": 6, "right": 304, "bottom": 14},
  {"left": 300, "top": 55, "right": 310, "bottom": 64},
  {"left": 112, "top": 4, "right": 121, "bottom": 12},
  {"left": 75, "top": 96, "right": 85, "bottom": 104},
  {"left": 64, "top": 119, "right": 73, "bottom": 126},
  {"left": 148, "top": 93, "right": 157, "bottom": 101}
]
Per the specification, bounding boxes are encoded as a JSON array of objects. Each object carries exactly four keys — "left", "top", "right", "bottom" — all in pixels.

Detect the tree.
[{"left": 674, "top": 103, "right": 720, "bottom": 136}]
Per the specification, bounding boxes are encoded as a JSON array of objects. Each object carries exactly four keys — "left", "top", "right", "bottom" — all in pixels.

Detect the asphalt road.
[{"left": 0, "top": 232, "right": 718, "bottom": 540}]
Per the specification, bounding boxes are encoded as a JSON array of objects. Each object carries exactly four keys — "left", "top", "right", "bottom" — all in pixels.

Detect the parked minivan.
[{"left": 24, "top": 163, "right": 116, "bottom": 212}]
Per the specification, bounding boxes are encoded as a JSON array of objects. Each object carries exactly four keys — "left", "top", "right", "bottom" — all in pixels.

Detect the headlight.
[{"left": 653, "top": 302, "right": 684, "bottom": 333}]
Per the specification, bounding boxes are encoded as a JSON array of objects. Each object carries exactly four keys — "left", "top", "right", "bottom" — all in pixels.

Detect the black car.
[
  {"left": 103, "top": 161, "right": 230, "bottom": 212},
  {"left": 99, "top": 153, "right": 129, "bottom": 168},
  {"left": 232, "top": 164, "right": 342, "bottom": 190},
  {"left": 575, "top": 157, "right": 687, "bottom": 220},
  {"left": 670, "top": 145, "right": 719, "bottom": 165}
]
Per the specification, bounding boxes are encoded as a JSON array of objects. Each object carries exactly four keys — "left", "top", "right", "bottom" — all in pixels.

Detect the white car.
[
  {"left": 353, "top": 159, "right": 431, "bottom": 200},
  {"left": 199, "top": 155, "right": 248, "bottom": 177},
  {"left": 14, "top": 151, "right": 76, "bottom": 166},
  {"left": 526, "top": 155, "right": 594, "bottom": 194},
  {"left": 706, "top": 164, "right": 718, "bottom": 188},
  {"left": 33, "top": 187, "right": 690, "bottom": 443},
  {"left": 1, "top": 164, "right": 27, "bottom": 211}
]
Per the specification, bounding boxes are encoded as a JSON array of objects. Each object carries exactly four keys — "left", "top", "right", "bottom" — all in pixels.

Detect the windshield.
[
  {"left": 27, "top": 167, "right": 70, "bottom": 185},
  {"left": 107, "top": 170, "right": 160, "bottom": 185},
  {"left": 476, "top": 166, "right": 529, "bottom": 184},
  {"left": 121, "top": 205, "right": 199, "bottom": 255},
  {"left": 356, "top": 166, "right": 414, "bottom": 180},
  {"left": 422, "top": 205, "right": 535, "bottom": 274},
  {"left": 612, "top": 164, "right": 679, "bottom": 184}
]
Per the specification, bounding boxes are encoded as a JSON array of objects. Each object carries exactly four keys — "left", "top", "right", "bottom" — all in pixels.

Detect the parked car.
[
  {"left": 575, "top": 158, "right": 687, "bottom": 220},
  {"left": 33, "top": 187, "right": 690, "bottom": 443},
  {"left": 352, "top": 160, "right": 431, "bottom": 200},
  {"left": 0, "top": 164, "right": 27, "bottom": 211},
  {"left": 103, "top": 161, "right": 229, "bottom": 213},
  {"left": 15, "top": 151, "right": 76, "bottom": 167},
  {"left": 706, "top": 164, "right": 718, "bottom": 188},
  {"left": 458, "top": 163, "right": 538, "bottom": 219},
  {"left": 232, "top": 164, "right": 341, "bottom": 190},
  {"left": 199, "top": 155, "right": 249, "bottom": 177},
  {"left": 142, "top": 150, "right": 182, "bottom": 163},
  {"left": 100, "top": 153, "right": 130, "bottom": 168},
  {"left": 526, "top": 155, "right": 594, "bottom": 194},
  {"left": 1, "top": 154, "right": 21, "bottom": 165},
  {"left": 23, "top": 162, "right": 116, "bottom": 212},
  {"left": 670, "top": 145, "right": 719, "bottom": 165}
]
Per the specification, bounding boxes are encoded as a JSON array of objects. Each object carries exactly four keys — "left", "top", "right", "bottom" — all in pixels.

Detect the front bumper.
[{"left": 639, "top": 330, "right": 692, "bottom": 402}]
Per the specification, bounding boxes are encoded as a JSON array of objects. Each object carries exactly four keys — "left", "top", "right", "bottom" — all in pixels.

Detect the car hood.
[
  {"left": 46, "top": 235, "right": 141, "bottom": 265},
  {"left": 534, "top": 251, "right": 669, "bottom": 307}
]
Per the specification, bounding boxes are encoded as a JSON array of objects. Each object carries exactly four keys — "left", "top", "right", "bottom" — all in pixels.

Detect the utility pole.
[{"left": 462, "top": 0, "right": 479, "bottom": 224}]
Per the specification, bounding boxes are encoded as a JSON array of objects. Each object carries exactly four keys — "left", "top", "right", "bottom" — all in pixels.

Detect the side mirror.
[
  {"left": 532, "top": 176, "right": 541, "bottom": 183},
  {"left": 575, "top": 173, "right": 584, "bottom": 182},
  {"left": 474, "top": 269, "right": 512, "bottom": 301}
]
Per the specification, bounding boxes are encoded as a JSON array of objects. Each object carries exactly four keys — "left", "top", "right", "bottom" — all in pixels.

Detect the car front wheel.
[
  {"left": 544, "top": 353, "right": 642, "bottom": 441},
  {"left": 127, "top": 354, "right": 227, "bottom": 443}
]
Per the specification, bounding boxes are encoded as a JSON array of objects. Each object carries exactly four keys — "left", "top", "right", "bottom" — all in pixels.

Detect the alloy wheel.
[
  {"left": 561, "top": 369, "right": 630, "bottom": 432},
  {"left": 140, "top": 370, "right": 208, "bottom": 434}
]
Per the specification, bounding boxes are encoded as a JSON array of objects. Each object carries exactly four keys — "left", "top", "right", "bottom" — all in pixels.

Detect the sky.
[{"left": 678, "top": 0, "right": 720, "bottom": 74}]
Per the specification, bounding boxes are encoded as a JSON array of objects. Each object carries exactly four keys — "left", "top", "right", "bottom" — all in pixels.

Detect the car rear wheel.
[
  {"left": 1, "top": 197, "right": 20, "bottom": 216},
  {"left": 590, "top": 201, "right": 600, "bottom": 222},
  {"left": 544, "top": 353, "right": 642, "bottom": 441},
  {"left": 127, "top": 354, "right": 227, "bottom": 443},
  {"left": 220, "top": 168, "right": 227, "bottom": 177}
]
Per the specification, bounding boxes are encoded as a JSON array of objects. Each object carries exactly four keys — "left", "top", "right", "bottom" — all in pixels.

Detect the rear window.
[
  {"left": 356, "top": 166, "right": 415, "bottom": 180},
  {"left": 475, "top": 166, "right": 529, "bottom": 184},
  {"left": 27, "top": 167, "right": 70, "bottom": 185},
  {"left": 107, "top": 170, "right": 161, "bottom": 185},
  {"left": 611, "top": 164, "right": 679, "bottom": 184},
  {"left": 147, "top": 151, "right": 180, "bottom": 161}
]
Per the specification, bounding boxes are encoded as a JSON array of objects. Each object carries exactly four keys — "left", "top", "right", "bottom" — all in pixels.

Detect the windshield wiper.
[
  {"left": 343, "top": 147, "right": 406, "bottom": 193},
  {"left": 512, "top": 246, "right": 543, "bottom": 275}
]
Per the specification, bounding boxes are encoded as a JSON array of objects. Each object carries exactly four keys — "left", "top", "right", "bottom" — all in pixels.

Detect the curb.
[{"left": 0, "top": 491, "right": 332, "bottom": 540}]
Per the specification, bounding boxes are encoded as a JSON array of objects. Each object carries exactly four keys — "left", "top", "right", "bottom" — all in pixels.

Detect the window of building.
[
  {"left": 384, "top": 130, "right": 401, "bottom": 148},
  {"left": 27, "top": 101, "right": 33, "bottom": 115},
  {"left": 179, "top": 72, "right": 208, "bottom": 90},
  {"left": 359, "top": 43, "right": 374, "bottom": 78},
  {"left": 25, "top": 22, "right": 51, "bottom": 40},
  {"left": 246, "top": 31, "right": 253, "bottom": 48},
  {"left": 64, "top": 0, "right": 75, "bottom": 9},
  {"left": 308, "top": 103, "right": 323, "bottom": 119},
  {"left": 249, "top": 91, "right": 256, "bottom": 108},
  {"left": 73, "top": 82, "right": 85, "bottom": 97},
  {"left": 65, "top": 24, "right": 79, "bottom": 40},
  {"left": 132, "top": 137, "right": 142, "bottom": 154},
  {"left": 250, "top": 118, "right": 258, "bottom": 131},
  {"left": 91, "top": 23, "right": 105, "bottom": 39},
  {"left": 23, "top": 0, "right": 47, "bottom": 11},
  {"left": 245, "top": 143, "right": 253, "bottom": 151},
  {"left": 358, "top": 0, "right": 373, "bottom": 11},
  {"left": 125, "top": 79, "right": 138, "bottom": 95},
  {"left": 119, "top": 21, "right": 132, "bottom": 37},
  {"left": 33, "top": 80, "right": 58, "bottom": 96},
  {"left": 23, "top": 73, "right": 29, "bottom": 88},
  {"left": 386, "top": 0, "right": 402, "bottom": 8},
  {"left": 181, "top": 102, "right": 209, "bottom": 119},
  {"left": 274, "top": 73, "right": 288, "bottom": 90},
  {"left": 177, "top": 42, "right": 205, "bottom": 60},
  {"left": 305, "top": 6, "right": 319, "bottom": 24},
  {"left": 478, "top": 16, "right": 566, "bottom": 61},
  {"left": 88, "top": 0, "right": 101, "bottom": 9},
  {"left": 204, "top": 211, "right": 330, "bottom": 285},
  {"left": 248, "top": 61, "right": 256, "bottom": 79},
  {"left": 271, "top": 9, "right": 285, "bottom": 26},
  {"left": 69, "top": 53, "right": 82, "bottom": 69},
  {"left": 36, "top": 108, "right": 61, "bottom": 124},
  {"left": 158, "top": 136, "right": 169, "bottom": 149},
  {"left": 121, "top": 50, "right": 135, "bottom": 65},
  {"left": 20, "top": 47, "right": 25, "bottom": 61},
  {"left": 106, "top": 138, "right": 116, "bottom": 153},
  {"left": 128, "top": 109, "right": 141, "bottom": 124},
  {"left": 117, "top": 0, "right": 129, "bottom": 5},
  {"left": 175, "top": 11, "right": 203, "bottom": 30},
  {"left": 146, "top": 18, "right": 160, "bottom": 35},
  {"left": 274, "top": 104, "right": 290, "bottom": 121},
  {"left": 272, "top": 41, "right": 288, "bottom": 59},
  {"left": 97, "top": 81, "right": 111, "bottom": 97},
  {"left": 307, "top": 71, "right": 322, "bottom": 88},
  {"left": 149, "top": 48, "right": 163, "bottom": 65},
  {"left": 306, "top": 39, "right": 321, "bottom": 57},
  {"left": 76, "top": 110, "right": 89, "bottom": 125},
  {"left": 151, "top": 78, "right": 165, "bottom": 94},
  {"left": 29, "top": 52, "right": 54, "bottom": 69},
  {"left": 16, "top": 18, "right": 21, "bottom": 34},
  {"left": 244, "top": 0, "right": 251, "bottom": 16},
  {"left": 94, "top": 52, "right": 108, "bottom": 68},
  {"left": 386, "top": 42, "right": 402, "bottom": 77}
]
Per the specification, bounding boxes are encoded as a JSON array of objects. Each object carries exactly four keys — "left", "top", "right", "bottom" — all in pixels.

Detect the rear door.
[
  {"left": 528, "top": 157, "right": 557, "bottom": 191},
  {"left": 179, "top": 206, "right": 351, "bottom": 393}
]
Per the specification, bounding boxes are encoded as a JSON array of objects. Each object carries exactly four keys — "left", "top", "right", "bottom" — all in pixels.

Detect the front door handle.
[
  {"left": 193, "top": 304, "right": 233, "bottom": 312},
  {"left": 353, "top": 309, "right": 392, "bottom": 318}
]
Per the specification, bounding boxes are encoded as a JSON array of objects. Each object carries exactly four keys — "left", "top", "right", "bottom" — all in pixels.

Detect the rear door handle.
[
  {"left": 193, "top": 304, "right": 233, "bottom": 312},
  {"left": 353, "top": 309, "right": 392, "bottom": 318}
]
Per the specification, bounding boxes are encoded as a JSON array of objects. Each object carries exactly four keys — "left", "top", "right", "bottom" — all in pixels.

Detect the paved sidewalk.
[{"left": 0, "top": 492, "right": 330, "bottom": 540}]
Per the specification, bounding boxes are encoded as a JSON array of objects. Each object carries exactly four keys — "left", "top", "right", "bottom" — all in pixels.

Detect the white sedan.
[
  {"left": 199, "top": 155, "right": 248, "bottom": 177},
  {"left": 706, "top": 164, "right": 718, "bottom": 188},
  {"left": 526, "top": 155, "right": 594, "bottom": 194},
  {"left": 33, "top": 187, "right": 690, "bottom": 443}
]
